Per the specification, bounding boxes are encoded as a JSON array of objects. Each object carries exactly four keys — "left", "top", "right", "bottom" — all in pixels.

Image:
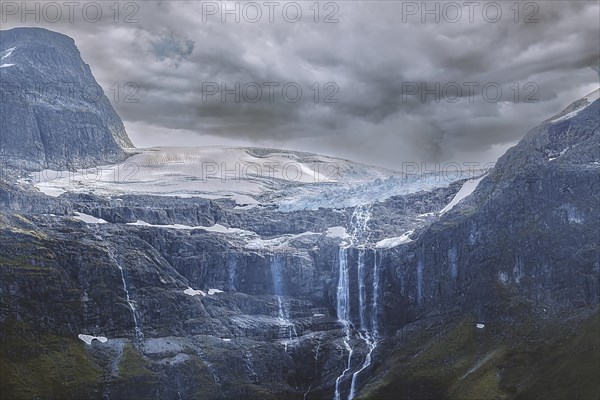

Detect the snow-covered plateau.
[{"left": 24, "top": 146, "right": 481, "bottom": 211}]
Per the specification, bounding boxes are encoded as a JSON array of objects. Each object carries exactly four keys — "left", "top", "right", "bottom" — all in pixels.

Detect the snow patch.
[
  {"left": 0, "top": 47, "right": 16, "bottom": 67},
  {"left": 439, "top": 176, "right": 484, "bottom": 214},
  {"left": 184, "top": 288, "right": 206, "bottom": 297},
  {"left": 375, "top": 230, "right": 414, "bottom": 249},
  {"left": 221, "top": 338, "right": 232, "bottom": 342},
  {"left": 417, "top": 212, "right": 435, "bottom": 218},
  {"left": 325, "top": 226, "right": 350, "bottom": 239},
  {"left": 73, "top": 212, "right": 108, "bottom": 224},
  {"left": 34, "top": 184, "right": 66, "bottom": 197},
  {"left": 200, "top": 224, "right": 255, "bottom": 235},
  {"left": 551, "top": 89, "right": 599, "bottom": 123},
  {"left": 128, "top": 220, "right": 151, "bottom": 226},
  {"left": 476, "top": 323, "right": 485, "bottom": 329},
  {"left": 552, "top": 109, "right": 585, "bottom": 123},
  {"left": 184, "top": 287, "right": 223, "bottom": 296},
  {"left": 127, "top": 220, "right": 256, "bottom": 235},
  {"left": 245, "top": 231, "right": 319, "bottom": 250},
  {"left": 548, "top": 147, "right": 569, "bottom": 161},
  {"left": 78, "top": 334, "right": 108, "bottom": 345},
  {"left": 1, "top": 47, "right": 15, "bottom": 60}
]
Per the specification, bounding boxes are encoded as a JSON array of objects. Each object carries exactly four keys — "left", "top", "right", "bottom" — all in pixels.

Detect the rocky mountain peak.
[
  {"left": 0, "top": 27, "right": 134, "bottom": 172},
  {"left": 464, "top": 88, "right": 600, "bottom": 205}
]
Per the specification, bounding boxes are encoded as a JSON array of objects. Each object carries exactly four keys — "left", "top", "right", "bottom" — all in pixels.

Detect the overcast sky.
[{"left": 2, "top": 0, "right": 599, "bottom": 168}]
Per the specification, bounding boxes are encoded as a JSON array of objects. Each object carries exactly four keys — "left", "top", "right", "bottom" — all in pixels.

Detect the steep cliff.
[
  {"left": 0, "top": 27, "right": 133, "bottom": 171},
  {"left": 355, "top": 91, "right": 600, "bottom": 399}
]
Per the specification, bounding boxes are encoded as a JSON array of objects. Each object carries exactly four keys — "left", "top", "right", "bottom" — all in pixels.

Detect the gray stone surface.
[{"left": 0, "top": 27, "right": 133, "bottom": 172}]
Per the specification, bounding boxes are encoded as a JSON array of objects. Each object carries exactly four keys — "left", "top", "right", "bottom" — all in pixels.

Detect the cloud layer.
[{"left": 2, "top": 0, "right": 599, "bottom": 168}]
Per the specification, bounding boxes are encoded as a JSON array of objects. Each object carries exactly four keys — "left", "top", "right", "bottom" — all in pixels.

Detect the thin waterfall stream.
[
  {"left": 332, "top": 204, "right": 381, "bottom": 400},
  {"left": 108, "top": 248, "right": 143, "bottom": 340},
  {"left": 271, "top": 254, "right": 297, "bottom": 350}
]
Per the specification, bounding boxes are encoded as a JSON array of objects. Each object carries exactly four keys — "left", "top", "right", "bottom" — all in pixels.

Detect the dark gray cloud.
[
  {"left": 1, "top": 0, "right": 598, "bottom": 168},
  {"left": 140, "top": 29, "right": 195, "bottom": 66}
]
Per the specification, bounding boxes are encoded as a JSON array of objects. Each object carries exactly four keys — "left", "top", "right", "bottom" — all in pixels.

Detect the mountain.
[
  {"left": 0, "top": 28, "right": 598, "bottom": 400},
  {"left": 355, "top": 91, "right": 600, "bottom": 399},
  {"left": 0, "top": 27, "right": 133, "bottom": 172}
]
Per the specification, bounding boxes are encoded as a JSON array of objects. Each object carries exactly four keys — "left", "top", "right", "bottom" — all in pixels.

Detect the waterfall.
[
  {"left": 277, "top": 295, "right": 298, "bottom": 342},
  {"left": 372, "top": 249, "right": 380, "bottom": 338},
  {"left": 226, "top": 254, "right": 237, "bottom": 291},
  {"left": 349, "top": 337, "right": 375, "bottom": 400},
  {"left": 349, "top": 204, "right": 372, "bottom": 243},
  {"left": 108, "top": 249, "right": 143, "bottom": 340},
  {"left": 349, "top": 250, "right": 378, "bottom": 399},
  {"left": 448, "top": 247, "right": 458, "bottom": 281},
  {"left": 315, "top": 340, "right": 322, "bottom": 367},
  {"left": 357, "top": 250, "right": 367, "bottom": 332},
  {"left": 333, "top": 247, "right": 353, "bottom": 400},
  {"left": 271, "top": 254, "right": 297, "bottom": 346},
  {"left": 336, "top": 248, "right": 351, "bottom": 324},
  {"left": 333, "top": 204, "right": 383, "bottom": 400}
]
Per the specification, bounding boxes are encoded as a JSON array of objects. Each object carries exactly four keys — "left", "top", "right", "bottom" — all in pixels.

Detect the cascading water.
[
  {"left": 333, "top": 204, "right": 382, "bottom": 400},
  {"left": 371, "top": 249, "right": 381, "bottom": 338},
  {"left": 271, "top": 254, "right": 297, "bottom": 347},
  {"left": 349, "top": 204, "right": 372, "bottom": 244},
  {"left": 357, "top": 250, "right": 367, "bottom": 332},
  {"left": 108, "top": 249, "right": 143, "bottom": 340},
  {"left": 333, "top": 247, "right": 353, "bottom": 400},
  {"left": 349, "top": 249, "right": 378, "bottom": 399},
  {"left": 277, "top": 296, "right": 298, "bottom": 341},
  {"left": 226, "top": 254, "right": 237, "bottom": 291}
]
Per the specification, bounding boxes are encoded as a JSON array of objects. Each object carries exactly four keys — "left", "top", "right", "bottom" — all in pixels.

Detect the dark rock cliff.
[
  {"left": 355, "top": 94, "right": 600, "bottom": 399},
  {"left": 0, "top": 27, "right": 133, "bottom": 171}
]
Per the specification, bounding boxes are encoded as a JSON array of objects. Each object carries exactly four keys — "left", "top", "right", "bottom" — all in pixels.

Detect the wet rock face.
[{"left": 0, "top": 27, "right": 133, "bottom": 171}]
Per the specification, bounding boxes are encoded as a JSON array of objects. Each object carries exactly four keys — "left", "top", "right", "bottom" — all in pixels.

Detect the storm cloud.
[{"left": 1, "top": 0, "right": 598, "bottom": 168}]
